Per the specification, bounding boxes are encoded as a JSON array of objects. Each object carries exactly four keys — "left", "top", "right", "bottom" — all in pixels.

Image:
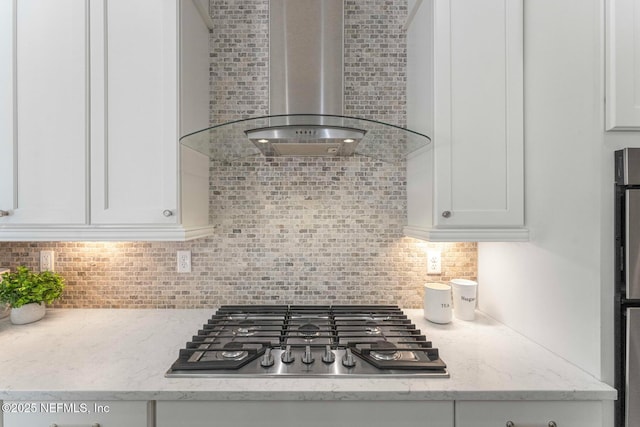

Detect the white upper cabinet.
[
  {"left": 606, "top": 0, "right": 640, "bottom": 130},
  {"left": 90, "top": 0, "right": 178, "bottom": 225},
  {"left": 405, "top": 0, "right": 527, "bottom": 242},
  {"left": 0, "top": 0, "right": 87, "bottom": 225},
  {"left": 0, "top": 0, "right": 212, "bottom": 241}
]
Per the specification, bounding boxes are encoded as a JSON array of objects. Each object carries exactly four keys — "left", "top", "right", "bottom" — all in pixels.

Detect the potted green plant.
[{"left": 0, "top": 266, "right": 65, "bottom": 324}]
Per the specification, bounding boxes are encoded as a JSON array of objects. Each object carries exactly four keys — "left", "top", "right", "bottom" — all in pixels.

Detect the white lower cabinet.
[
  {"left": 2, "top": 400, "right": 605, "bottom": 427},
  {"left": 156, "top": 401, "right": 454, "bottom": 427},
  {"left": 455, "top": 401, "right": 603, "bottom": 427},
  {"left": 1, "top": 401, "right": 148, "bottom": 427}
]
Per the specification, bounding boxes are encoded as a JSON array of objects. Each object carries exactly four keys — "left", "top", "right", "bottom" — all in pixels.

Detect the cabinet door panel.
[
  {"left": 90, "top": 0, "right": 177, "bottom": 225},
  {"left": 0, "top": 0, "right": 13, "bottom": 217},
  {"left": 0, "top": 0, "right": 87, "bottom": 225},
  {"left": 606, "top": 0, "right": 640, "bottom": 130},
  {"left": 433, "top": 0, "right": 523, "bottom": 228}
]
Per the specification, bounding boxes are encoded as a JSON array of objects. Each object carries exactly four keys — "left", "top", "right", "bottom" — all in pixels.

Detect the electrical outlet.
[
  {"left": 177, "top": 250, "right": 192, "bottom": 273},
  {"left": 427, "top": 250, "right": 441, "bottom": 275},
  {"left": 40, "top": 250, "right": 55, "bottom": 272}
]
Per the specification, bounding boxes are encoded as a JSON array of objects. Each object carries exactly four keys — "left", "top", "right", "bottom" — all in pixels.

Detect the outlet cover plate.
[
  {"left": 427, "top": 250, "right": 441, "bottom": 275},
  {"left": 177, "top": 250, "right": 191, "bottom": 273},
  {"left": 40, "top": 250, "right": 55, "bottom": 272}
]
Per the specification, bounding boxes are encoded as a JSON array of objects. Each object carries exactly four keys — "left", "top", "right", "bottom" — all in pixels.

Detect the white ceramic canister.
[
  {"left": 423, "top": 282, "right": 452, "bottom": 324},
  {"left": 450, "top": 279, "right": 478, "bottom": 321}
]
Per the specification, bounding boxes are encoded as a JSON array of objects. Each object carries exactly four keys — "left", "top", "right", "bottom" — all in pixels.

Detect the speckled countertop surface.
[{"left": 0, "top": 308, "right": 616, "bottom": 401}]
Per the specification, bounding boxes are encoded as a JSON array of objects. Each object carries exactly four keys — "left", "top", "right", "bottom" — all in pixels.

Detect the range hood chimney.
[
  {"left": 270, "top": 0, "right": 344, "bottom": 118},
  {"left": 247, "top": 0, "right": 365, "bottom": 157},
  {"left": 179, "top": 0, "right": 430, "bottom": 163}
]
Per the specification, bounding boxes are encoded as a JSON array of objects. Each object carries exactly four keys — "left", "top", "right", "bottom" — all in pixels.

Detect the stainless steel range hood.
[{"left": 180, "top": 0, "right": 430, "bottom": 163}]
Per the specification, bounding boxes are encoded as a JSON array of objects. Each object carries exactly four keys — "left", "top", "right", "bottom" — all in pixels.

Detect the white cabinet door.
[
  {"left": 0, "top": 0, "right": 87, "bottom": 225},
  {"left": 156, "top": 401, "right": 454, "bottom": 427},
  {"left": 90, "top": 0, "right": 178, "bottom": 225},
  {"left": 606, "top": 0, "right": 640, "bottom": 130},
  {"left": 433, "top": 0, "right": 524, "bottom": 228},
  {"left": 455, "top": 401, "right": 603, "bottom": 427},
  {"left": 405, "top": 0, "right": 526, "bottom": 242},
  {"left": 2, "top": 401, "right": 148, "bottom": 427}
]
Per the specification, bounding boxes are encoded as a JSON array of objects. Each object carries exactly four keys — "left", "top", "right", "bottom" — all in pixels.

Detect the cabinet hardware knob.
[
  {"left": 548, "top": 423, "right": 557, "bottom": 427},
  {"left": 162, "top": 209, "right": 173, "bottom": 217},
  {"left": 506, "top": 422, "right": 515, "bottom": 427},
  {"left": 0, "top": 210, "right": 10, "bottom": 217},
  {"left": 442, "top": 210, "right": 451, "bottom": 218}
]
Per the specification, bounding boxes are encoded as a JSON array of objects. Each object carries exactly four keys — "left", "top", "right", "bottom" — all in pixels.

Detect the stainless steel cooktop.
[{"left": 166, "top": 305, "right": 448, "bottom": 378}]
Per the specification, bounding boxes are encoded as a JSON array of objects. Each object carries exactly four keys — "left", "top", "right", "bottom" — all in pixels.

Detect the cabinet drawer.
[
  {"left": 455, "top": 401, "right": 602, "bottom": 427},
  {"left": 156, "top": 401, "right": 454, "bottom": 427}
]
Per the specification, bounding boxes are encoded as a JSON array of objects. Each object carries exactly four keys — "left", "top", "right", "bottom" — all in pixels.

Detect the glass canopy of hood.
[{"left": 179, "top": 114, "right": 431, "bottom": 164}]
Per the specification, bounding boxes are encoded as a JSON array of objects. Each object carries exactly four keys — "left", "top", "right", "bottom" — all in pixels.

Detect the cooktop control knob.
[
  {"left": 321, "top": 345, "right": 335, "bottom": 363},
  {"left": 260, "top": 348, "right": 274, "bottom": 367},
  {"left": 281, "top": 345, "right": 295, "bottom": 364},
  {"left": 342, "top": 348, "right": 356, "bottom": 368},
  {"left": 302, "top": 345, "right": 314, "bottom": 364}
]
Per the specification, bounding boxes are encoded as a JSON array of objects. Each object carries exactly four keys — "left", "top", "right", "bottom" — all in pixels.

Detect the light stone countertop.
[{"left": 0, "top": 308, "right": 616, "bottom": 401}]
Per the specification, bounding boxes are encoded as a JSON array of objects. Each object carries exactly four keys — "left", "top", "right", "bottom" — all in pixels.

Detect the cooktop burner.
[{"left": 166, "top": 305, "right": 448, "bottom": 378}]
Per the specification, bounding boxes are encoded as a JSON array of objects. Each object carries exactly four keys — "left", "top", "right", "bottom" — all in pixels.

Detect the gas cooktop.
[{"left": 166, "top": 305, "right": 448, "bottom": 378}]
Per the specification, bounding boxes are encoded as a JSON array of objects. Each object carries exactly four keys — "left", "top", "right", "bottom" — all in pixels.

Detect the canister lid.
[
  {"left": 424, "top": 282, "right": 450, "bottom": 290},
  {"left": 450, "top": 279, "right": 478, "bottom": 286}
]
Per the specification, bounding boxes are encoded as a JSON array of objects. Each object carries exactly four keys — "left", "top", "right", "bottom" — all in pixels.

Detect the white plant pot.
[{"left": 10, "top": 302, "right": 46, "bottom": 325}]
